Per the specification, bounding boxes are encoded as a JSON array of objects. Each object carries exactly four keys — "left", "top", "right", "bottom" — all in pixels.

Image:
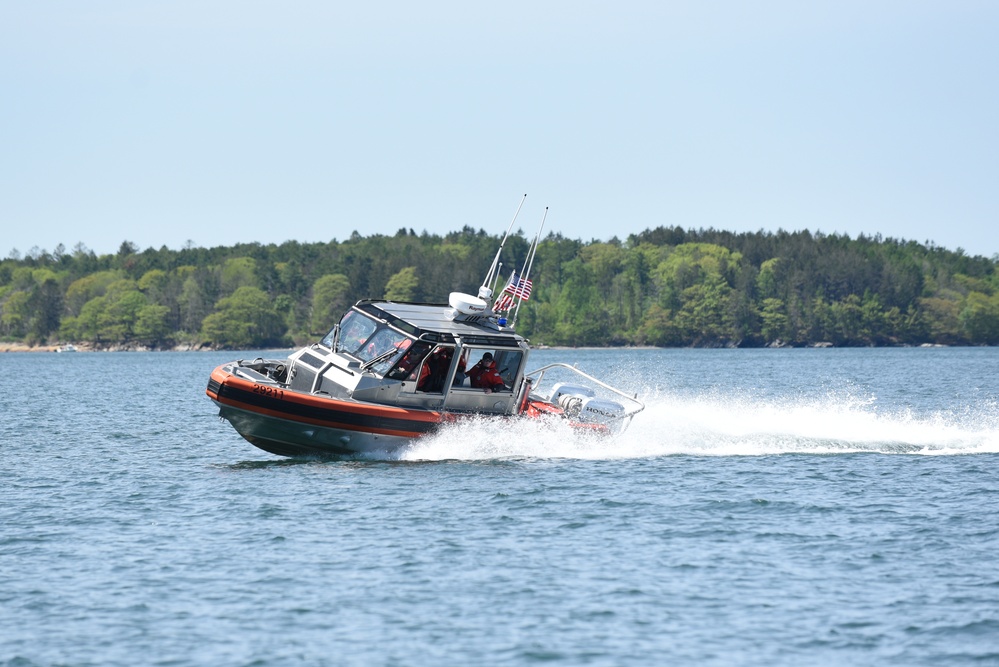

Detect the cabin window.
[
  {"left": 385, "top": 341, "right": 433, "bottom": 381},
  {"left": 325, "top": 310, "right": 422, "bottom": 376},
  {"left": 334, "top": 310, "right": 378, "bottom": 355},
  {"left": 414, "top": 345, "right": 456, "bottom": 394},
  {"left": 457, "top": 348, "right": 523, "bottom": 392},
  {"left": 360, "top": 328, "right": 415, "bottom": 375}
]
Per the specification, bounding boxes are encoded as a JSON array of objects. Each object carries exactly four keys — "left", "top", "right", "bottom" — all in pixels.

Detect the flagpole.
[
  {"left": 491, "top": 262, "right": 504, "bottom": 298},
  {"left": 480, "top": 194, "right": 527, "bottom": 299},
  {"left": 493, "top": 265, "right": 515, "bottom": 315},
  {"left": 512, "top": 206, "right": 547, "bottom": 328}
]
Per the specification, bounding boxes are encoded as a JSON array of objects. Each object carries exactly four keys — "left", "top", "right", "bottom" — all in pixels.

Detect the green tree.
[
  {"left": 137, "top": 269, "right": 169, "bottom": 302},
  {"left": 0, "top": 290, "right": 31, "bottom": 338},
  {"left": 756, "top": 258, "right": 784, "bottom": 300},
  {"left": 97, "top": 283, "right": 148, "bottom": 342},
  {"left": 220, "top": 257, "right": 258, "bottom": 296},
  {"left": 65, "top": 270, "right": 122, "bottom": 317},
  {"left": 919, "top": 294, "right": 963, "bottom": 344},
  {"left": 201, "top": 286, "right": 285, "bottom": 349},
  {"left": 830, "top": 294, "right": 865, "bottom": 345},
  {"left": 134, "top": 305, "right": 172, "bottom": 346},
  {"left": 547, "top": 257, "right": 606, "bottom": 346},
  {"left": 384, "top": 267, "right": 419, "bottom": 301},
  {"left": 0, "top": 270, "right": 65, "bottom": 343},
  {"left": 65, "top": 279, "right": 155, "bottom": 344},
  {"left": 29, "top": 273, "right": 64, "bottom": 343},
  {"left": 71, "top": 296, "right": 107, "bottom": 342},
  {"left": 760, "top": 298, "right": 788, "bottom": 344},
  {"left": 636, "top": 304, "right": 683, "bottom": 346},
  {"left": 3, "top": 222, "right": 999, "bottom": 349},
  {"left": 860, "top": 292, "right": 888, "bottom": 344},
  {"left": 808, "top": 296, "right": 835, "bottom": 344},
  {"left": 673, "top": 274, "right": 735, "bottom": 344},
  {"left": 311, "top": 274, "right": 351, "bottom": 334},
  {"left": 651, "top": 244, "right": 741, "bottom": 344},
  {"left": 960, "top": 291, "right": 999, "bottom": 344},
  {"left": 178, "top": 274, "right": 212, "bottom": 334}
]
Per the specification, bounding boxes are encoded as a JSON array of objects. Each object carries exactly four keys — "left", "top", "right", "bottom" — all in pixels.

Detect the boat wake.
[{"left": 384, "top": 390, "right": 999, "bottom": 461}]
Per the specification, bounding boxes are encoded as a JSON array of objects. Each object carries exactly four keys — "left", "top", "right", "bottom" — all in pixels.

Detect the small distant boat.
[
  {"left": 56, "top": 344, "right": 78, "bottom": 353},
  {"left": 206, "top": 199, "right": 644, "bottom": 458}
]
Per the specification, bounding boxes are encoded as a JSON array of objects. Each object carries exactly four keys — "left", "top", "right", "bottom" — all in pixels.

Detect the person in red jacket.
[
  {"left": 417, "top": 345, "right": 453, "bottom": 393},
  {"left": 466, "top": 352, "right": 506, "bottom": 393}
]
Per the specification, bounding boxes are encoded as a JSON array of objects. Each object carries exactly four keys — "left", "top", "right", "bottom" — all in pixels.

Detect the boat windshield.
[{"left": 328, "top": 309, "right": 417, "bottom": 376}]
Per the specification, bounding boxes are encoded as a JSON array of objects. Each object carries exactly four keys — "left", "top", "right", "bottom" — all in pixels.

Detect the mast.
[
  {"left": 511, "top": 206, "right": 547, "bottom": 328},
  {"left": 479, "top": 194, "right": 527, "bottom": 300}
]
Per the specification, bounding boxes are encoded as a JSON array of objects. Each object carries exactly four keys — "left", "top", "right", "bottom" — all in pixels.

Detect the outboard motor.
[{"left": 549, "top": 382, "right": 628, "bottom": 430}]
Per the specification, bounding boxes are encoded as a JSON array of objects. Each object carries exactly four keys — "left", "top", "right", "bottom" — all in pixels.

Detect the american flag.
[
  {"left": 493, "top": 271, "right": 532, "bottom": 313},
  {"left": 493, "top": 293, "right": 515, "bottom": 312},
  {"left": 503, "top": 272, "right": 532, "bottom": 301}
]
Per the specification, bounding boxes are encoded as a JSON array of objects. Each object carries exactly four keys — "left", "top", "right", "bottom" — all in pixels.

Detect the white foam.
[
  {"left": 624, "top": 391, "right": 999, "bottom": 457},
  {"left": 382, "top": 390, "right": 999, "bottom": 461}
]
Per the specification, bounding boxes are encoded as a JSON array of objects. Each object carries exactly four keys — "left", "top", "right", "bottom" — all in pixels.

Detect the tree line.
[{"left": 2, "top": 226, "right": 998, "bottom": 349}]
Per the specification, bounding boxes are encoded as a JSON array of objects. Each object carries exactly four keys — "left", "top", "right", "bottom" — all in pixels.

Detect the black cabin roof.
[{"left": 355, "top": 300, "right": 526, "bottom": 347}]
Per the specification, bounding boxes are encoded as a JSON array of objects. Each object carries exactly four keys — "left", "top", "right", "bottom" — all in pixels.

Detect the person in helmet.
[{"left": 466, "top": 352, "right": 506, "bottom": 393}]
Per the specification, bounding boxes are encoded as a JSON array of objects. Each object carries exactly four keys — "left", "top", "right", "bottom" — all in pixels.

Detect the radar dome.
[{"left": 449, "top": 292, "right": 488, "bottom": 316}]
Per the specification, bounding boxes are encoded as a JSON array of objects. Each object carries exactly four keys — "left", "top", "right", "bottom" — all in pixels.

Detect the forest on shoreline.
[{"left": 2, "top": 226, "right": 998, "bottom": 350}]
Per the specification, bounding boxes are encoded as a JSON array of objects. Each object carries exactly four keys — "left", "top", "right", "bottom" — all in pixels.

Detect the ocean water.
[{"left": 1, "top": 347, "right": 998, "bottom": 666}]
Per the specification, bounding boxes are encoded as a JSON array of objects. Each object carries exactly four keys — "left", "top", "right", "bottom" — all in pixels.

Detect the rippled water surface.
[{"left": 2, "top": 348, "right": 998, "bottom": 666}]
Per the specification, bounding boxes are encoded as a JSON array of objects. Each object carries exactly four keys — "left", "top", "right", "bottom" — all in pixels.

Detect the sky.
[{"left": 2, "top": 1, "right": 998, "bottom": 259}]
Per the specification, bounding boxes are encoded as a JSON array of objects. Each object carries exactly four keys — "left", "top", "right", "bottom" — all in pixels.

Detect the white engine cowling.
[
  {"left": 549, "top": 383, "right": 595, "bottom": 404},
  {"left": 549, "top": 382, "right": 626, "bottom": 426}
]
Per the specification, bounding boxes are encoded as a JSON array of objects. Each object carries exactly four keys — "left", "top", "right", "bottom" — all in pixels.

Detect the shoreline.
[
  {"left": 0, "top": 342, "right": 959, "bottom": 353},
  {"left": 0, "top": 342, "right": 209, "bottom": 353},
  {"left": 0, "top": 343, "right": 63, "bottom": 353}
]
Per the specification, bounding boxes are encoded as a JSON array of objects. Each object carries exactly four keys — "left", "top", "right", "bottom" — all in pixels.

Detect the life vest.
[{"left": 468, "top": 361, "right": 504, "bottom": 390}]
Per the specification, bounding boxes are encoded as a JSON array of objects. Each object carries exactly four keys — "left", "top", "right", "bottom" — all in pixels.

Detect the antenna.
[
  {"left": 512, "top": 206, "right": 547, "bottom": 328},
  {"left": 491, "top": 262, "right": 504, "bottom": 297},
  {"left": 479, "top": 194, "right": 526, "bottom": 300}
]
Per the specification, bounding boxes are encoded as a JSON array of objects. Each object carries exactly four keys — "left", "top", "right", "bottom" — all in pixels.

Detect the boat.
[
  {"left": 206, "top": 202, "right": 644, "bottom": 458},
  {"left": 56, "top": 344, "right": 77, "bottom": 353}
]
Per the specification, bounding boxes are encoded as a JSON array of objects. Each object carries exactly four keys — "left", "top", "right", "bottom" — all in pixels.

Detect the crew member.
[
  {"left": 418, "top": 346, "right": 453, "bottom": 393},
  {"left": 466, "top": 352, "right": 506, "bottom": 393}
]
